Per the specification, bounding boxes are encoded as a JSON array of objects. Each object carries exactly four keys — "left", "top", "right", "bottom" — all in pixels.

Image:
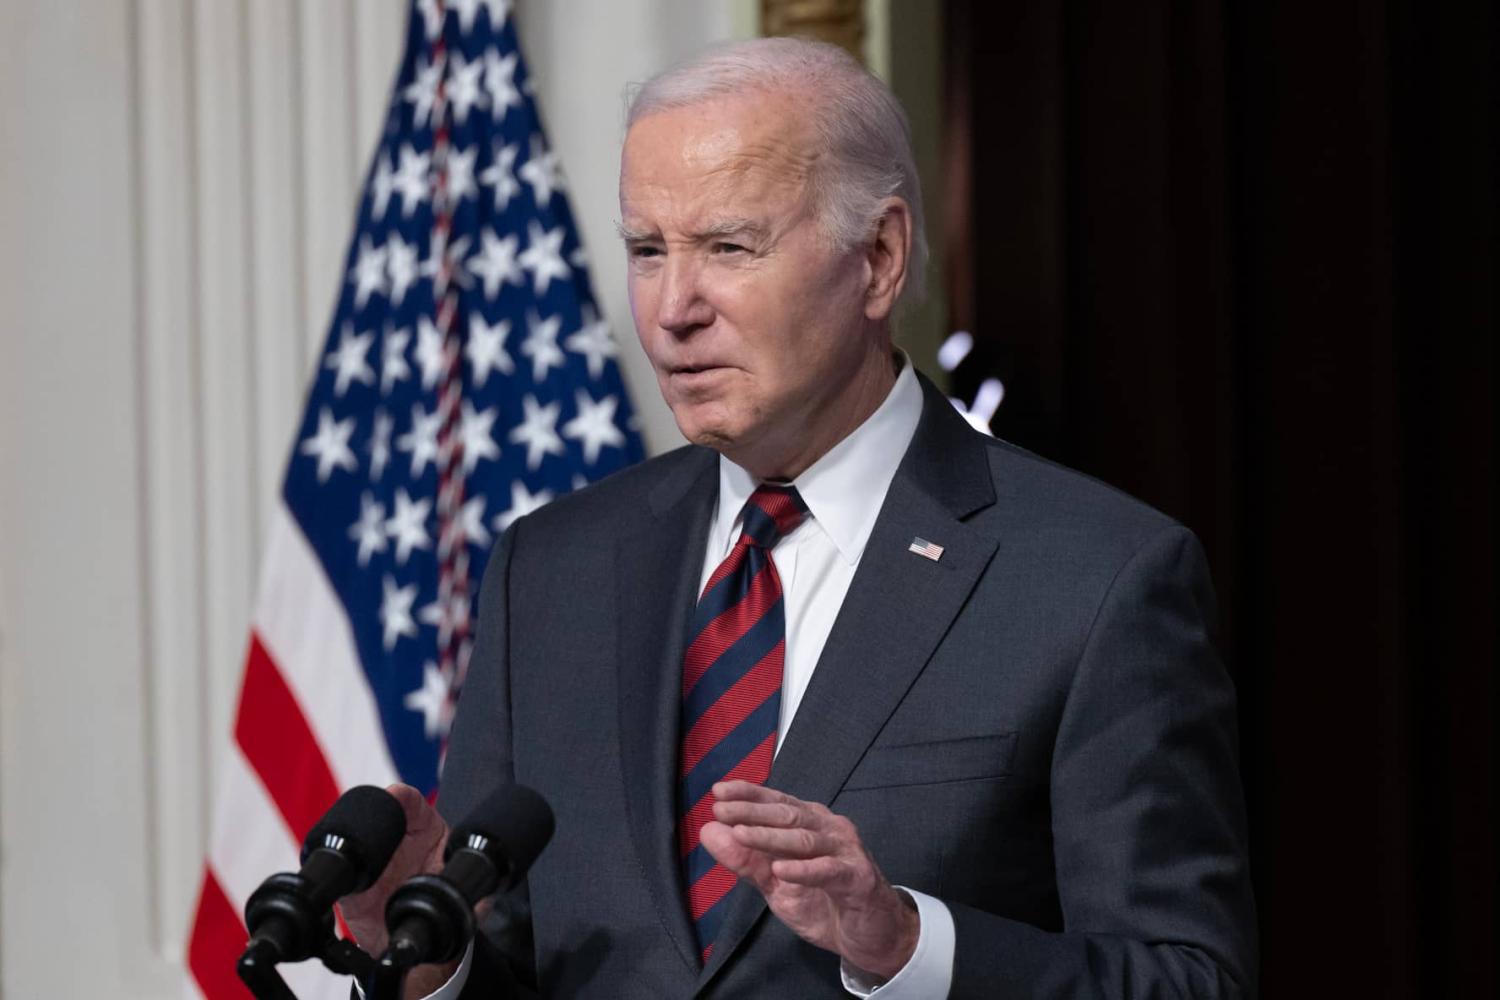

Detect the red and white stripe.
[{"left": 183, "top": 504, "right": 400, "bottom": 999}]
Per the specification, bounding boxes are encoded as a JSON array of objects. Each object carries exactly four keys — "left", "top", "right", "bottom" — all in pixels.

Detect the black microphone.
[
  {"left": 381, "top": 784, "right": 554, "bottom": 969},
  {"left": 238, "top": 785, "right": 406, "bottom": 970}
]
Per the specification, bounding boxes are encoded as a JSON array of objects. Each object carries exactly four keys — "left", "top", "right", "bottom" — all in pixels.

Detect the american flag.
[
  {"left": 907, "top": 537, "right": 945, "bottom": 561},
  {"left": 184, "top": 2, "right": 644, "bottom": 996}
]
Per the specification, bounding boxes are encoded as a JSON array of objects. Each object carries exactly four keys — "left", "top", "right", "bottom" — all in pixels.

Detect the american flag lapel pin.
[{"left": 908, "top": 537, "right": 945, "bottom": 561}]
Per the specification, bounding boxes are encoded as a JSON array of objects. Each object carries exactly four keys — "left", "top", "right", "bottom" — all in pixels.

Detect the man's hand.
[
  {"left": 700, "top": 781, "right": 920, "bottom": 981},
  {"left": 336, "top": 784, "right": 459, "bottom": 997}
]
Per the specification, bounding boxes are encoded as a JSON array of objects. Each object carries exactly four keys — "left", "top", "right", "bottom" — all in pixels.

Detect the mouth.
[{"left": 666, "top": 365, "right": 736, "bottom": 395}]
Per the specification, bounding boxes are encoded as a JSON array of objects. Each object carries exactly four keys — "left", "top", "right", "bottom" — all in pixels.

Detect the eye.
[
  {"left": 629, "top": 244, "right": 663, "bottom": 259},
  {"left": 714, "top": 242, "right": 749, "bottom": 255}
]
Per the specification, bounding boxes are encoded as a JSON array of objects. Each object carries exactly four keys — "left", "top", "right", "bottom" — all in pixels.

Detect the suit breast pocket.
[{"left": 843, "top": 733, "right": 1017, "bottom": 791}]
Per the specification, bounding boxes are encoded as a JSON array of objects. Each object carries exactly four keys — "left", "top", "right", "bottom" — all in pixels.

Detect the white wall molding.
[{"left": 134, "top": 0, "right": 207, "bottom": 962}]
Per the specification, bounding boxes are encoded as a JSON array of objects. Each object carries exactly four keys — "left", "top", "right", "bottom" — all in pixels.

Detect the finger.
[
  {"left": 711, "top": 780, "right": 799, "bottom": 805},
  {"left": 700, "top": 820, "right": 755, "bottom": 872},
  {"left": 729, "top": 823, "right": 830, "bottom": 859},
  {"left": 387, "top": 783, "right": 445, "bottom": 837},
  {"left": 386, "top": 782, "right": 427, "bottom": 808},
  {"left": 712, "top": 784, "right": 842, "bottom": 834},
  {"left": 700, "top": 820, "right": 776, "bottom": 888},
  {"left": 387, "top": 789, "right": 449, "bottom": 866},
  {"left": 769, "top": 855, "right": 853, "bottom": 889},
  {"left": 711, "top": 798, "right": 805, "bottom": 829}
]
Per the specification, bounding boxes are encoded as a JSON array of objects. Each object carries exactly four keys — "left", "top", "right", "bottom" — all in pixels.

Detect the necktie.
[{"left": 677, "top": 484, "right": 809, "bottom": 961}]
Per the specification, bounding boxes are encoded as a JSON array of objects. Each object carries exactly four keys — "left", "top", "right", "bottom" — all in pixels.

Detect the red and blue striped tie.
[{"left": 677, "top": 484, "right": 808, "bottom": 961}]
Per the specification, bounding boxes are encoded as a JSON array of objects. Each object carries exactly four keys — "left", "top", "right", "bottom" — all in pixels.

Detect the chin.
[
  {"left": 679, "top": 420, "right": 738, "bottom": 452},
  {"left": 671, "top": 405, "right": 748, "bottom": 454}
]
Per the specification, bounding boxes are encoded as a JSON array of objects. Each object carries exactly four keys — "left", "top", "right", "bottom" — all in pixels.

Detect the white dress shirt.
[{"left": 398, "top": 358, "right": 954, "bottom": 999}]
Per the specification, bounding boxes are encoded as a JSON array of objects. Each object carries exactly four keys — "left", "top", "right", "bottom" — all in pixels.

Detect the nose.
[{"left": 655, "top": 254, "right": 714, "bottom": 337}]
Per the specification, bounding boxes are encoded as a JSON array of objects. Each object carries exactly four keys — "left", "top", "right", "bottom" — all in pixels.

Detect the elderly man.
[{"left": 345, "top": 36, "right": 1257, "bottom": 998}]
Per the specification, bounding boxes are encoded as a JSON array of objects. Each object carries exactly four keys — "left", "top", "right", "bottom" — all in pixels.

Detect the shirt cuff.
[
  {"left": 839, "top": 888, "right": 955, "bottom": 998},
  {"left": 352, "top": 940, "right": 473, "bottom": 1000}
]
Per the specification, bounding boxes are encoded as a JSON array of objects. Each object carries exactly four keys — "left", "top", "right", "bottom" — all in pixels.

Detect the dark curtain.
[{"left": 943, "top": 1, "right": 1495, "bottom": 995}]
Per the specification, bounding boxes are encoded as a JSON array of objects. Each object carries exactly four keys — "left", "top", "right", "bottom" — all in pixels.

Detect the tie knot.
[{"left": 738, "top": 485, "right": 808, "bottom": 549}]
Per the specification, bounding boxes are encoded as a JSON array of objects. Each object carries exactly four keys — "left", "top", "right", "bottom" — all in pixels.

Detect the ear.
[{"left": 862, "top": 197, "right": 913, "bottom": 322}]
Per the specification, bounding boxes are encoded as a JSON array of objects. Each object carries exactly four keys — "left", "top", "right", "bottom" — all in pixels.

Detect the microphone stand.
[
  {"left": 321, "top": 933, "right": 378, "bottom": 980},
  {"left": 236, "top": 939, "right": 299, "bottom": 1000},
  {"left": 369, "top": 939, "right": 423, "bottom": 1000},
  {"left": 369, "top": 963, "right": 408, "bottom": 1000},
  {"left": 236, "top": 930, "right": 380, "bottom": 1000}
]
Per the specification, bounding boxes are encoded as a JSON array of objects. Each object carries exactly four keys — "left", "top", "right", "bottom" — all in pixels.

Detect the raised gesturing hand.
[{"left": 700, "top": 780, "right": 919, "bottom": 981}]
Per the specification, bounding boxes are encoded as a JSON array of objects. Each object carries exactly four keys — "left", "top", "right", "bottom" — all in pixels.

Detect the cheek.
[
  {"left": 626, "top": 272, "right": 648, "bottom": 322},
  {"left": 626, "top": 277, "right": 660, "bottom": 357},
  {"left": 768, "top": 248, "right": 862, "bottom": 334}
]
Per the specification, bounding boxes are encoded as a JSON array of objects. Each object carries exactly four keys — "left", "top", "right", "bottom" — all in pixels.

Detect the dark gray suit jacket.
[{"left": 439, "top": 373, "right": 1258, "bottom": 998}]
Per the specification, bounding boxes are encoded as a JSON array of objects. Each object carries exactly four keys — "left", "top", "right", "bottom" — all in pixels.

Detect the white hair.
[{"left": 626, "top": 36, "right": 928, "bottom": 303}]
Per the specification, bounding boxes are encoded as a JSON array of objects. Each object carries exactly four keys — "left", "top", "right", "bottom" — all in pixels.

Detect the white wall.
[{"left": 0, "top": 2, "right": 748, "bottom": 996}]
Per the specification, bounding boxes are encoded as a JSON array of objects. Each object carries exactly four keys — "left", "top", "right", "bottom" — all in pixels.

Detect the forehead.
[{"left": 619, "top": 95, "right": 817, "bottom": 224}]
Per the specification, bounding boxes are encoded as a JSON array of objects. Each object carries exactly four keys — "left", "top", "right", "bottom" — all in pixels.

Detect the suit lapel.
[
  {"left": 698, "top": 377, "right": 1002, "bottom": 988},
  {"left": 617, "top": 448, "right": 719, "bottom": 975}
]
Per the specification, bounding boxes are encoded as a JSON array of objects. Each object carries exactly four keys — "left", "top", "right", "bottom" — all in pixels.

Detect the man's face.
[{"left": 619, "top": 92, "right": 880, "bottom": 472}]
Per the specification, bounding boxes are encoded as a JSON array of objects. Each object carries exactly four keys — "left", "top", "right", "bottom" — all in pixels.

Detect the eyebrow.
[
  {"left": 693, "top": 219, "right": 765, "bottom": 241},
  {"left": 616, "top": 221, "right": 654, "bottom": 243},
  {"left": 615, "top": 219, "right": 767, "bottom": 244}
]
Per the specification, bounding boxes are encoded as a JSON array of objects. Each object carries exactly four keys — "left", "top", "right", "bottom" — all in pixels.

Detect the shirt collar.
[{"left": 715, "top": 355, "right": 924, "bottom": 565}]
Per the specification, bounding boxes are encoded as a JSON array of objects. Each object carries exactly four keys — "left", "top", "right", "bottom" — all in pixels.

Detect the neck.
[{"left": 730, "top": 347, "right": 899, "bottom": 481}]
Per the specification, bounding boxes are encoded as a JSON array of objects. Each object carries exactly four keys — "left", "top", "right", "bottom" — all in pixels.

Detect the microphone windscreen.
[
  {"left": 302, "top": 785, "right": 407, "bottom": 890},
  {"left": 449, "top": 784, "right": 555, "bottom": 884}
]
